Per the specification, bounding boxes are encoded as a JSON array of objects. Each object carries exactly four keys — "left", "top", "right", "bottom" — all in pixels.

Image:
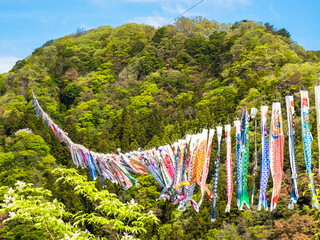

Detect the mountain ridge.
[{"left": 0, "top": 17, "right": 320, "bottom": 239}]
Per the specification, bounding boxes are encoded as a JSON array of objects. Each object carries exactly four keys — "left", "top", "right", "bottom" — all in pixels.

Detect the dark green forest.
[{"left": 1, "top": 17, "right": 320, "bottom": 239}]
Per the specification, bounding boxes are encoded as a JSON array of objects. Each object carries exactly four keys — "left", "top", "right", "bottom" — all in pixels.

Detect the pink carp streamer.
[
  {"left": 234, "top": 120, "right": 242, "bottom": 208},
  {"left": 315, "top": 84, "right": 320, "bottom": 175},
  {"left": 225, "top": 124, "right": 233, "bottom": 212},
  {"left": 269, "top": 102, "right": 284, "bottom": 212}
]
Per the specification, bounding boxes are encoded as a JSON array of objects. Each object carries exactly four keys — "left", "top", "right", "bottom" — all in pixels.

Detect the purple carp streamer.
[
  {"left": 258, "top": 105, "right": 270, "bottom": 211},
  {"left": 285, "top": 95, "right": 299, "bottom": 209},
  {"left": 300, "top": 90, "right": 320, "bottom": 209}
]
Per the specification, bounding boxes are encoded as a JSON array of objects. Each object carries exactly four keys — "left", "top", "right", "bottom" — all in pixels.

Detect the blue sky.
[{"left": 0, "top": 0, "right": 319, "bottom": 73}]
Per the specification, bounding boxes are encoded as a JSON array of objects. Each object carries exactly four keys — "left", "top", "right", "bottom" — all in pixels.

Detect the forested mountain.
[{"left": 0, "top": 17, "right": 320, "bottom": 239}]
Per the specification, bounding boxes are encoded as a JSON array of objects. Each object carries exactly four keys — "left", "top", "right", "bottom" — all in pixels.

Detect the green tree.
[{"left": 60, "top": 83, "right": 83, "bottom": 108}]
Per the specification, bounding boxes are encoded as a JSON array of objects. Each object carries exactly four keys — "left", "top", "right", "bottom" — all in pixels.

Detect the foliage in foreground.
[{"left": 0, "top": 168, "right": 158, "bottom": 240}]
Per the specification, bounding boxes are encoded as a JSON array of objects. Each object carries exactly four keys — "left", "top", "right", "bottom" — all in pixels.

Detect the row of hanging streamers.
[
  {"left": 32, "top": 78, "right": 320, "bottom": 220},
  {"left": 159, "top": 128, "right": 216, "bottom": 211},
  {"left": 32, "top": 92, "right": 144, "bottom": 189},
  {"left": 254, "top": 84, "right": 320, "bottom": 212},
  {"left": 32, "top": 92, "right": 220, "bottom": 210}
]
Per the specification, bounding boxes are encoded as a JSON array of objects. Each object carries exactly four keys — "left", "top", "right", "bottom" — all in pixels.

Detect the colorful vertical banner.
[
  {"left": 239, "top": 107, "right": 250, "bottom": 210},
  {"left": 300, "top": 89, "right": 320, "bottom": 209},
  {"left": 234, "top": 119, "right": 242, "bottom": 208},
  {"left": 258, "top": 105, "right": 269, "bottom": 211},
  {"left": 315, "top": 84, "right": 320, "bottom": 175},
  {"left": 197, "top": 128, "right": 215, "bottom": 209},
  {"left": 250, "top": 107, "right": 258, "bottom": 204},
  {"left": 211, "top": 126, "right": 223, "bottom": 222},
  {"left": 225, "top": 124, "right": 233, "bottom": 212},
  {"left": 285, "top": 95, "right": 299, "bottom": 209},
  {"left": 269, "top": 101, "right": 284, "bottom": 212}
]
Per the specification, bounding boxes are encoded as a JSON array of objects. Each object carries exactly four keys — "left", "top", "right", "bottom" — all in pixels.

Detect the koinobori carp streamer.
[
  {"left": 315, "top": 83, "right": 320, "bottom": 175},
  {"left": 258, "top": 105, "right": 270, "bottom": 211},
  {"left": 300, "top": 89, "right": 320, "bottom": 209},
  {"left": 269, "top": 101, "right": 284, "bottom": 212},
  {"left": 225, "top": 124, "right": 233, "bottom": 212},
  {"left": 211, "top": 126, "right": 223, "bottom": 222},
  {"left": 239, "top": 107, "right": 250, "bottom": 210},
  {"left": 285, "top": 95, "right": 299, "bottom": 209},
  {"left": 234, "top": 119, "right": 242, "bottom": 209},
  {"left": 250, "top": 107, "right": 258, "bottom": 204}
]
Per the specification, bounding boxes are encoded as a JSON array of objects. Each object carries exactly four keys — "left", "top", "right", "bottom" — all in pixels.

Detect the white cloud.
[
  {"left": 131, "top": 16, "right": 171, "bottom": 27},
  {"left": 88, "top": 0, "right": 115, "bottom": 7},
  {"left": 77, "top": 24, "right": 93, "bottom": 31},
  {"left": 90, "top": 0, "right": 106, "bottom": 5},
  {"left": 126, "top": 0, "right": 194, "bottom": 2},
  {"left": 221, "top": 0, "right": 251, "bottom": 6},
  {"left": 125, "top": 0, "right": 251, "bottom": 4},
  {"left": 268, "top": 2, "right": 279, "bottom": 19},
  {"left": 128, "top": 0, "right": 252, "bottom": 27},
  {"left": 161, "top": 4, "right": 186, "bottom": 15},
  {"left": 126, "top": 0, "right": 169, "bottom": 2},
  {"left": 127, "top": 0, "right": 252, "bottom": 26},
  {"left": 200, "top": 0, "right": 251, "bottom": 9},
  {"left": 217, "top": 0, "right": 251, "bottom": 5},
  {"left": 0, "top": 57, "right": 20, "bottom": 74}
]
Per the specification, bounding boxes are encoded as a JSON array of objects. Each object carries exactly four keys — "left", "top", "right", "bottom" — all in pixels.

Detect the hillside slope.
[{"left": 0, "top": 17, "right": 320, "bottom": 239}]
